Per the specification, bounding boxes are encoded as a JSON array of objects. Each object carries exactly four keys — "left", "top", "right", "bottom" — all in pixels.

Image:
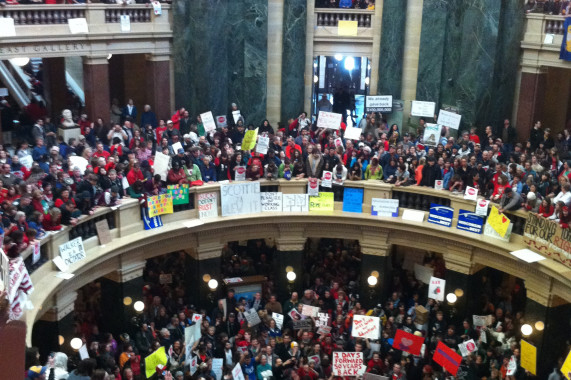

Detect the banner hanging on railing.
[
  {"left": 167, "top": 184, "right": 189, "bottom": 205},
  {"left": 147, "top": 194, "right": 174, "bottom": 218},
  {"left": 523, "top": 213, "right": 571, "bottom": 269}
]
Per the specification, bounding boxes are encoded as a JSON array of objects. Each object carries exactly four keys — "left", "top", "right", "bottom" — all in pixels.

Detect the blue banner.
[
  {"left": 141, "top": 206, "right": 163, "bottom": 230},
  {"left": 343, "top": 187, "right": 364, "bottom": 213},
  {"left": 457, "top": 210, "right": 484, "bottom": 234},
  {"left": 561, "top": 17, "right": 571, "bottom": 62},
  {"left": 428, "top": 203, "right": 453, "bottom": 227}
]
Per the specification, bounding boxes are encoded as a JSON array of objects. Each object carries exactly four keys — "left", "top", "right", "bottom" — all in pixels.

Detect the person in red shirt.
[
  {"left": 366, "top": 352, "right": 386, "bottom": 374},
  {"left": 170, "top": 108, "right": 185, "bottom": 130},
  {"left": 93, "top": 142, "right": 111, "bottom": 160},
  {"left": 469, "top": 126, "right": 480, "bottom": 144},
  {"left": 127, "top": 162, "right": 145, "bottom": 185},
  {"left": 285, "top": 138, "right": 302, "bottom": 160}
]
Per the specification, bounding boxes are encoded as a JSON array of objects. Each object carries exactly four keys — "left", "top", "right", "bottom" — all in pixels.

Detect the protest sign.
[
  {"left": 159, "top": 274, "right": 172, "bottom": 284},
  {"left": 428, "top": 276, "right": 445, "bottom": 301},
  {"left": 422, "top": 123, "right": 442, "bottom": 146},
  {"left": 232, "top": 363, "right": 245, "bottom": 380},
  {"left": 68, "top": 18, "right": 89, "bottom": 34},
  {"left": 437, "top": 109, "right": 462, "bottom": 130},
  {"left": 261, "top": 192, "right": 283, "bottom": 212},
  {"left": 317, "top": 325, "right": 332, "bottom": 335},
  {"left": 0, "top": 17, "right": 16, "bottom": 37},
  {"left": 148, "top": 194, "right": 173, "bottom": 218},
  {"left": 32, "top": 241, "right": 41, "bottom": 265},
  {"left": 153, "top": 152, "right": 170, "bottom": 181},
  {"left": 59, "top": 237, "right": 86, "bottom": 266},
  {"left": 561, "top": 349, "right": 571, "bottom": 380},
  {"left": 317, "top": 312, "right": 330, "bottom": 327},
  {"left": 308, "top": 355, "right": 321, "bottom": 366},
  {"left": 393, "top": 329, "right": 424, "bottom": 356},
  {"left": 352, "top": 315, "right": 380, "bottom": 339},
  {"left": 414, "top": 264, "right": 433, "bottom": 284},
  {"left": 198, "top": 192, "right": 218, "bottom": 219},
  {"left": 365, "top": 96, "right": 393, "bottom": 113},
  {"left": 484, "top": 221, "right": 513, "bottom": 242},
  {"left": 79, "top": 345, "right": 89, "bottom": 360},
  {"left": 221, "top": 182, "right": 261, "bottom": 216},
  {"left": 371, "top": 198, "right": 399, "bottom": 217},
  {"left": 167, "top": 184, "right": 189, "bottom": 205},
  {"left": 506, "top": 356, "right": 517, "bottom": 376},
  {"left": 309, "top": 192, "right": 334, "bottom": 212},
  {"left": 520, "top": 340, "right": 536, "bottom": 375},
  {"left": 464, "top": 186, "right": 478, "bottom": 201},
  {"left": 458, "top": 339, "right": 477, "bottom": 357},
  {"left": 272, "top": 312, "right": 284, "bottom": 329},
  {"left": 69, "top": 156, "right": 88, "bottom": 174},
  {"left": 411, "top": 101, "right": 435, "bottom": 117},
  {"left": 472, "top": 315, "right": 493, "bottom": 327},
  {"left": 120, "top": 15, "right": 131, "bottom": 32},
  {"left": 457, "top": 210, "right": 484, "bottom": 234},
  {"left": 523, "top": 213, "right": 571, "bottom": 269},
  {"left": 235, "top": 166, "right": 247, "bottom": 181},
  {"left": 283, "top": 194, "right": 309, "bottom": 212},
  {"left": 332, "top": 352, "right": 363, "bottom": 376},
  {"left": 317, "top": 111, "right": 342, "bottom": 130},
  {"left": 428, "top": 204, "right": 453, "bottom": 227},
  {"left": 201, "top": 111, "right": 217, "bottom": 133},
  {"left": 212, "top": 358, "right": 223, "bottom": 380},
  {"left": 321, "top": 171, "right": 333, "bottom": 188},
  {"left": 338, "top": 20, "right": 358, "bottom": 36},
  {"left": 433, "top": 342, "right": 461, "bottom": 376},
  {"left": 242, "top": 128, "right": 259, "bottom": 151},
  {"left": 434, "top": 180, "right": 443, "bottom": 190},
  {"left": 244, "top": 308, "right": 262, "bottom": 326},
  {"left": 301, "top": 304, "right": 319, "bottom": 317},
  {"left": 487, "top": 206, "right": 511, "bottom": 238},
  {"left": 293, "top": 318, "right": 313, "bottom": 330},
  {"left": 145, "top": 347, "right": 168, "bottom": 379},
  {"left": 344, "top": 125, "right": 362, "bottom": 140},
  {"left": 232, "top": 110, "right": 242, "bottom": 124},
  {"left": 216, "top": 115, "right": 228, "bottom": 128},
  {"left": 142, "top": 206, "right": 163, "bottom": 230},
  {"left": 152, "top": 1, "right": 162, "bottom": 15},
  {"left": 256, "top": 136, "right": 270, "bottom": 154},
  {"left": 189, "top": 355, "right": 198, "bottom": 374},
  {"left": 20, "top": 155, "right": 33, "bottom": 170},
  {"left": 308, "top": 179, "right": 319, "bottom": 196},
  {"left": 475, "top": 199, "right": 490, "bottom": 216},
  {"left": 95, "top": 220, "right": 112, "bottom": 245},
  {"left": 343, "top": 188, "right": 363, "bottom": 213},
  {"left": 402, "top": 209, "right": 425, "bottom": 222}
]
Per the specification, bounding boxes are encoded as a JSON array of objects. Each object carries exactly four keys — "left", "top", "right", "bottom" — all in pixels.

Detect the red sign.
[
  {"left": 433, "top": 342, "right": 462, "bottom": 376},
  {"left": 323, "top": 172, "right": 332, "bottom": 181},
  {"left": 467, "top": 188, "right": 476, "bottom": 196},
  {"left": 393, "top": 329, "right": 424, "bottom": 356}
]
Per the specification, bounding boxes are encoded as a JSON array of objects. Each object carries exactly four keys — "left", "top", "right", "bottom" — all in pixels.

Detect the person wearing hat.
[
  {"left": 27, "top": 365, "right": 47, "bottom": 380},
  {"left": 498, "top": 187, "right": 522, "bottom": 213},
  {"left": 164, "top": 120, "right": 182, "bottom": 144},
  {"left": 420, "top": 156, "right": 442, "bottom": 187}
]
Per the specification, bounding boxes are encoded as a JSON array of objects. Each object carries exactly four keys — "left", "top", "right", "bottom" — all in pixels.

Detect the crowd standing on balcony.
[
  {"left": 525, "top": 0, "right": 571, "bottom": 15},
  {"left": 24, "top": 238, "right": 566, "bottom": 380},
  {"left": 315, "top": 0, "right": 375, "bottom": 10}
]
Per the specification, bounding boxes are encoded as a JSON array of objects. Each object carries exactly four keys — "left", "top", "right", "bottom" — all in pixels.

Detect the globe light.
[
  {"left": 58, "top": 335, "right": 65, "bottom": 346},
  {"left": 521, "top": 324, "right": 533, "bottom": 336},
  {"left": 134, "top": 301, "right": 145, "bottom": 312},
  {"left": 367, "top": 275, "right": 377, "bottom": 287},
  {"left": 534, "top": 321, "right": 544, "bottom": 331},
  {"left": 313, "top": 75, "right": 319, "bottom": 83},
  {"left": 70, "top": 337, "right": 83, "bottom": 350},
  {"left": 344, "top": 57, "right": 355, "bottom": 71},
  {"left": 285, "top": 266, "right": 293, "bottom": 273},
  {"left": 370, "top": 271, "right": 379, "bottom": 278},
  {"left": 286, "top": 271, "right": 296, "bottom": 282},
  {"left": 208, "top": 279, "right": 218, "bottom": 290},
  {"left": 123, "top": 297, "right": 132, "bottom": 306},
  {"left": 364, "top": 77, "right": 370, "bottom": 86},
  {"left": 454, "top": 289, "right": 464, "bottom": 297},
  {"left": 446, "top": 293, "right": 457, "bottom": 304},
  {"left": 10, "top": 57, "right": 30, "bottom": 67},
  {"left": 202, "top": 274, "right": 211, "bottom": 283},
  {"left": 334, "top": 54, "right": 343, "bottom": 61}
]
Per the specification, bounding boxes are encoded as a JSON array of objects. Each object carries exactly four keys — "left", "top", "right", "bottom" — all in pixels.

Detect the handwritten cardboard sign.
[
  {"left": 95, "top": 220, "right": 112, "bottom": 245},
  {"left": 333, "top": 352, "right": 364, "bottom": 376},
  {"left": 351, "top": 315, "right": 380, "bottom": 339}
]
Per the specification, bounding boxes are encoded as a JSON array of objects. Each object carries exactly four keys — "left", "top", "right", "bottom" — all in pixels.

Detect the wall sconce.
[
  {"left": 534, "top": 321, "right": 544, "bottom": 331},
  {"left": 286, "top": 267, "right": 296, "bottom": 295},
  {"left": 521, "top": 324, "right": 533, "bottom": 336},
  {"left": 134, "top": 301, "right": 145, "bottom": 313},
  {"left": 313, "top": 75, "right": 319, "bottom": 83},
  {"left": 446, "top": 293, "right": 457, "bottom": 304},
  {"left": 367, "top": 275, "right": 378, "bottom": 287},
  {"left": 208, "top": 279, "right": 219, "bottom": 291},
  {"left": 367, "top": 271, "right": 379, "bottom": 300},
  {"left": 123, "top": 297, "right": 133, "bottom": 306},
  {"left": 454, "top": 289, "right": 464, "bottom": 298},
  {"left": 286, "top": 271, "right": 296, "bottom": 283},
  {"left": 70, "top": 337, "right": 83, "bottom": 351},
  {"left": 58, "top": 335, "right": 65, "bottom": 346}
]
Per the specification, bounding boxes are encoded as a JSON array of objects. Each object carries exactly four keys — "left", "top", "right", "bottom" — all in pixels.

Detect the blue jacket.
[{"left": 443, "top": 168, "right": 454, "bottom": 189}]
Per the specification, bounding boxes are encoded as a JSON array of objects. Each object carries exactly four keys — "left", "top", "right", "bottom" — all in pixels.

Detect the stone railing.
[
  {"left": 0, "top": 6, "right": 86, "bottom": 25},
  {"left": 544, "top": 14, "right": 567, "bottom": 35},
  {"left": 104, "top": 6, "right": 151, "bottom": 23},
  {"left": 521, "top": 14, "right": 570, "bottom": 69},
  {"left": 315, "top": 8, "right": 372, "bottom": 28}
]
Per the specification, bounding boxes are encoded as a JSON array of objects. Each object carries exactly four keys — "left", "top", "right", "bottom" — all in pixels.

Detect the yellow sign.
[
  {"left": 487, "top": 205, "right": 511, "bottom": 237},
  {"left": 520, "top": 340, "right": 536, "bottom": 375},
  {"left": 242, "top": 128, "right": 258, "bottom": 151},
  {"left": 145, "top": 346, "right": 168, "bottom": 378},
  {"left": 148, "top": 194, "right": 174, "bottom": 218},
  {"left": 338, "top": 20, "right": 358, "bottom": 36},
  {"left": 562, "top": 348, "right": 571, "bottom": 380},
  {"left": 309, "top": 192, "right": 334, "bottom": 211}
]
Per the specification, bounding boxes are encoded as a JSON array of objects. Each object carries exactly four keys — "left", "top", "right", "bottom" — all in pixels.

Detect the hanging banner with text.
[
  {"left": 365, "top": 95, "right": 393, "bottom": 113},
  {"left": 221, "top": 182, "right": 261, "bottom": 217},
  {"left": 523, "top": 213, "right": 571, "bottom": 269},
  {"left": 59, "top": 237, "right": 86, "bottom": 266}
]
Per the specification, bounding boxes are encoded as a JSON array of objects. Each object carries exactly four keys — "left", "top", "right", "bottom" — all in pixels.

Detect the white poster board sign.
[
  {"left": 365, "top": 95, "right": 393, "bottom": 113},
  {"left": 317, "top": 111, "right": 342, "bottom": 130},
  {"left": 0, "top": 18, "right": 16, "bottom": 37},
  {"left": 20, "top": 155, "right": 34, "bottom": 170},
  {"left": 220, "top": 182, "right": 261, "bottom": 216},
  {"left": 351, "top": 315, "right": 380, "bottom": 339},
  {"left": 402, "top": 209, "right": 425, "bottom": 222},
  {"left": 198, "top": 192, "right": 218, "bottom": 219},
  {"left": 201, "top": 111, "right": 217, "bottom": 133},
  {"left": 371, "top": 198, "right": 399, "bottom": 217},
  {"left": 261, "top": 192, "right": 283, "bottom": 212},
  {"left": 68, "top": 18, "right": 89, "bottom": 34},
  {"left": 464, "top": 186, "right": 478, "bottom": 201},
  {"left": 321, "top": 171, "right": 333, "bottom": 188},
  {"left": 272, "top": 312, "right": 284, "bottom": 330},
  {"left": 232, "top": 110, "right": 242, "bottom": 124},
  {"left": 332, "top": 352, "right": 363, "bottom": 376},
  {"left": 232, "top": 363, "right": 245, "bottom": 380},
  {"left": 344, "top": 125, "right": 363, "bottom": 140},
  {"left": 428, "top": 276, "right": 445, "bottom": 301},
  {"left": 120, "top": 15, "right": 131, "bottom": 32},
  {"left": 411, "top": 101, "right": 436, "bottom": 117},
  {"left": 301, "top": 304, "right": 319, "bottom": 317},
  {"left": 172, "top": 142, "right": 183, "bottom": 154},
  {"left": 153, "top": 151, "right": 170, "bottom": 181},
  {"left": 69, "top": 156, "right": 89, "bottom": 174},
  {"left": 256, "top": 136, "right": 270, "bottom": 154},
  {"left": 282, "top": 194, "right": 309, "bottom": 212},
  {"left": 473, "top": 315, "right": 493, "bottom": 327},
  {"left": 458, "top": 339, "right": 477, "bottom": 357},
  {"left": 422, "top": 123, "right": 442, "bottom": 146},
  {"left": 414, "top": 263, "right": 433, "bottom": 284},
  {"left": 475, "top": 199, "right": 489, "bottom": 216},
  {"left": 59, "top": 237, "right": 86, "bottom": 266},
  {"left": 212, "top": 358, "right": 223, "bottom": 380},
  {"left": 438, "top": 109, "right": 462, "bottom": 130},
  {"left": 235, "top": 166, "right": 246, "bottom": 181}
]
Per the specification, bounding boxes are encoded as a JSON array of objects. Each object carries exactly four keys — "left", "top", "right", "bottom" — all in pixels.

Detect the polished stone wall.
[
  {"left": 173, "top": 0, "right": 268, "bottom": 125},
  {"left": 377, "top": 0, "right": 407, "bottom": 98},
  {"left": 415, "top": 0, "right": 524, "bottom": 132},
  {"left": 281, "top": 0, "right": 307, "bottom": 122}
]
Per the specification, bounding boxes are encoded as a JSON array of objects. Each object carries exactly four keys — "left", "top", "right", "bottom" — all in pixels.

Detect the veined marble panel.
[{"left": 377, "top": 0, "right": 407, "bottom": 98}]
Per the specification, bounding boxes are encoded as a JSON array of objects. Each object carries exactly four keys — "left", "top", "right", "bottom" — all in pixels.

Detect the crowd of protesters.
[{"left": 24, "top": 238, "right": 568, "bottom": 380}]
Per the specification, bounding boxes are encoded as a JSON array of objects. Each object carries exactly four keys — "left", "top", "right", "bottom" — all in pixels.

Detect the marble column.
[
  {"left": 360, "top": 227, "right": 391, "bottom": 308},
  {"left": 282, "top": 0, "right": 307, "bottom": 122},
  {"left": 302, "top": 0, "right": 314, "bottom": 116},
  {"left": 83, "top": 56, "right": 110, "bottom": 124},
  {"left": 515, "top": 69, "right": 546, "bottom": 141},
  {"left": 193, "top": 242, "right": 224, "bottom": 308},
  {"left": 275, "top": 225, "right": 306, "bottom": 300},
  {"left": 145, "top": 54, "right": 172, "bottom": 121},
  {"left": 267, "top": 0, "right": 285, "bottom": 127},
  {"left": 401, "top": 0, "right": 424, "bottom": 118},
  {"left": 377, "top": 0, "right": 407, "bottom": 98},
  {"left": 42, "top": 57, "right": 68, "bottom": 119}
]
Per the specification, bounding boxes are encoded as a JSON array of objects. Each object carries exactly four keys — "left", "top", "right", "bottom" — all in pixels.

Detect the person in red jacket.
[
  {"left": 537, "top": 198, "right": 554, "bottom": 218},
  {"left": 366, "top": 352, "right": 386, "bottom": 374},
  {"left": 285, "top": 138, "right": 302, "bottom": 160},
  {"left": 127, "top": 162, "right": 145, "bottom": 185},
  {"left": 171, "top": 107, "right": 185, "bottom": 130}
]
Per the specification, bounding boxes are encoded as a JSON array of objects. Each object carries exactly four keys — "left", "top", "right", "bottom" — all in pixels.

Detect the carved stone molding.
[{"left": 40, "top": 291, "right": 77, "bottom": 322}]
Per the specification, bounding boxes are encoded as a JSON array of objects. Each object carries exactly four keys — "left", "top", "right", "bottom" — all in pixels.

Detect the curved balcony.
[
  {"left": 14, "top": 179, "right": 571, "bottom": 344},
  {"left": 521, "top": 13, "right": 571, "bottom": 70}
]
